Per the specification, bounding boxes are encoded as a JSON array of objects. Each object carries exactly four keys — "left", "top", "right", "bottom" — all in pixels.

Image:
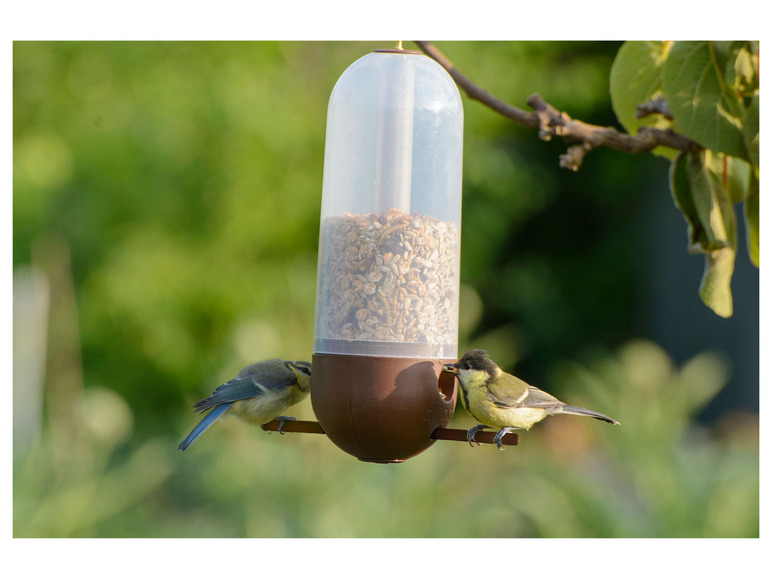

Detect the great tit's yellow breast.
[
  {"left": 460, "top": 368, "right": 549, "bottom": 430},
  {"left": 461, "top": 381, "right": 492, "bottom": 423},
  {"left": 496, "top": 406, "right": 548, "bottom": 429},
  {"left": 457, "top": 368, "right": 495, "bottom": 424},
  {"left": 472, "top": 397, "right": 548, "bottom": 430}
]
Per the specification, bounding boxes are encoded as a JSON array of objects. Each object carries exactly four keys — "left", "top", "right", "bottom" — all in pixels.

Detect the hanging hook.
[{"left": 374, "top": 42, "right": 422, "bottom": 55}]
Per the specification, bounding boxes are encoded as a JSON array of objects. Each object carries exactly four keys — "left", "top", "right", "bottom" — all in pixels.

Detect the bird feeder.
[{"left": 311, "top": 46, "right": 464, "bottom": 463}]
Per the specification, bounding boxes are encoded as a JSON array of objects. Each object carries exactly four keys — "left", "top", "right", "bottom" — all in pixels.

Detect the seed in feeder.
[{"left": 319, "top": 208, "right": 458, "bottom": 345}]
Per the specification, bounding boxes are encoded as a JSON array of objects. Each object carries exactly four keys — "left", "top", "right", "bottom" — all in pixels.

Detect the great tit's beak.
[{"left": 442, "top": 363, "right": 459, "bottom": 375}]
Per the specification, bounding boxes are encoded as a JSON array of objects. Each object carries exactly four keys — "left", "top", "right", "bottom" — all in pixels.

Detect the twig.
[
  {"left": 636, "top": 95, "right": 674, "bottom": 120},
  {"left": 414, "top": 41, "right": 701, "bottom": 169},
  {"left": 413, "top": 40, "right": 540, "bottom": 129}
]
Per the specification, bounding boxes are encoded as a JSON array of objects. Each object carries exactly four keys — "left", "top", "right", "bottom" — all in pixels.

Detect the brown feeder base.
[{"left": 310, "top": 353, "right": 459, "bottom": 463}]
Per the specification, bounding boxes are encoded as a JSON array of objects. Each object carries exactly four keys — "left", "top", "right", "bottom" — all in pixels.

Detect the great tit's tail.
[
  {"left": 560, "top": 404, "right": 620, "bottom": 425},
  {"left": 178, "top": 403, "right": 232, "bottom": 451}
]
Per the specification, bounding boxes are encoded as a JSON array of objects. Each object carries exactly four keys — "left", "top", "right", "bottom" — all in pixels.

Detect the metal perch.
[{"left": 261, "top": 419, "right": 519, "bottom": 447}]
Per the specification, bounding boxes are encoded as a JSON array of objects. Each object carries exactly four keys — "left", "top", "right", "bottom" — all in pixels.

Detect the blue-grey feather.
[
  {"left": 192, "top": 359, "right": 298, "bottom": 412},
  {"left": 177, "top": 404, "right": 231, "bottom": 451},
  {"left": 193, "top": 379, "right": 262, "bottom": 412},
  {"left": 235, "top": 360, "right": 299, "bottom": 391},
  {"left": 178, "top": 358, "right": 310, "bottom": 451}
]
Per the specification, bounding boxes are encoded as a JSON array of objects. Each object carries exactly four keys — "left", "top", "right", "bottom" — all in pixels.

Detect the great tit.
[
  {"left": 443, "top": 349, "right": 619, "bottom": 449},
  {"left": 178, "top": 358, "right": 312, "bottom": 451}
]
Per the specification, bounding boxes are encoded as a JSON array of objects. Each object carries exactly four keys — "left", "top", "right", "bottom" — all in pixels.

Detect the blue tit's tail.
[{"left": 178, "top": 403, "right": 232, "bottom": 451}]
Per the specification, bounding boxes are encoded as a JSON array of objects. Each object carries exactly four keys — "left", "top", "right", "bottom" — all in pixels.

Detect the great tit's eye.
[{"left": 463, "top": 363, "right": 472, "bottom": 370}]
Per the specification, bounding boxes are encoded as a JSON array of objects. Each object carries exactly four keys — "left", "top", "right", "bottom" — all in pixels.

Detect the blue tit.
[
  {"left": 443, "top": 349, "right": 619, "bottom": 449},
  {"left": 178, "top": 359, "right": 312, "bottom": 451}
]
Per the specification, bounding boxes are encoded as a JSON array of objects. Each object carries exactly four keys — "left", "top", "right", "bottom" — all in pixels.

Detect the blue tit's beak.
[{"left": 442, "top": 363, "right": 459, "bottom": 375}]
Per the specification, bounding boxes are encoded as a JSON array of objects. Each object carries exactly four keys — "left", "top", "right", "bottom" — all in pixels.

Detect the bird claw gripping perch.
[
  {"left": 274, "top": 416, "right": 296, "bottom": 435},
  {"left": 493, "top": 427, "right": 516, "bottom": 450},
  {"left": 466, "top": 424, "right": 487, "bottom": 447}
]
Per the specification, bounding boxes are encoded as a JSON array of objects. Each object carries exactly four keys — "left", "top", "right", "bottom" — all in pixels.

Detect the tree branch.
[
  {"left": 636, "top": 95, "right": 674, "bottom": 120},
  {"left": 413, "top": 41, "right": 701, "bottom": 170}
]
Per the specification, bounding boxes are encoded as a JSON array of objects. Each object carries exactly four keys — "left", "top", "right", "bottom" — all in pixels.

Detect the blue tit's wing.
[
  {"left": 193, "top": 378, "right": 261, "bottom": 412},
  {"left": 236, "top": 359, "right": 300, "bottom": 391},
  {"left": 192, "top": 359, "right": 299, "bottom": 413},
  {"left": 177, "top": 403, "right": 231, "bottom": 451}
]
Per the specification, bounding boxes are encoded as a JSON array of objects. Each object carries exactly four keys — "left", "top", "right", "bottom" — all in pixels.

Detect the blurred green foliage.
[
  {"left": 13, "top": 41, "right": 758, "bottom": 538},
  {"left": 13, "top": 339, "right": 758, "bottom": 537}
]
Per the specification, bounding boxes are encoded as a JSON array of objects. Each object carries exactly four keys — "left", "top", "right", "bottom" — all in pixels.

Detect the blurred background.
[{"left": 13, "top": 41, "right": 759, "bottom": 538}]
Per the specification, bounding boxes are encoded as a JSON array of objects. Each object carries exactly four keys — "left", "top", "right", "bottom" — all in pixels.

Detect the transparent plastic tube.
[{"left": 313, "top": 50, "right": 463, "bottom": 360}]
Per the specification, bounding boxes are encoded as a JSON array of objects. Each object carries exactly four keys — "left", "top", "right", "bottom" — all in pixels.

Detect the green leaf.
[
  {"left": 744, "top": 170, "right": 759, "bottom": 267},
  {"left": 704, "top": 153, "right": 751, "bottom": 204},
  {"left": 670, "top": 152, "right": 709, "bottom": 250},
  {"left": 669, "top": 151, "right": 738, "bottom": 317},
  {"left": 662, "top": 42, "right": 749, "bottom": 161},
  {"left": 721, "top": 42, "right": 759, "bottom": 167},
  {"left": 743, "top": 92, "right": 760, "bottom": 167},
  {"left": 670, "top": 151, "right": 736, "bottom": 252},
  {"left": 699, "top": 248, "right": 735, "bottom": 318},
  {"left": 609, "top": 41, "right": 677, "bottom": 160},
  {"left": 717, "top": 42, "right": 758, "bottom": 100}
]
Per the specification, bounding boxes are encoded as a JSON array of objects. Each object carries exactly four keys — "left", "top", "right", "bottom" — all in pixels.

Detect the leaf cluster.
[{"left": 610, "top": 41, "right": 759, "bottom": 317}]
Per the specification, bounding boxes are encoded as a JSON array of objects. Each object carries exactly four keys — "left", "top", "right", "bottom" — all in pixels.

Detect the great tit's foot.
[
  {"left": 276, "top": 416, "right": 296, "bottom": 435},
  {"left": 493, "top": 427, "right": 515, "bottom": 450},
  {"left": 467, "top": 424, "right": 487, "bottom": 447}
]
